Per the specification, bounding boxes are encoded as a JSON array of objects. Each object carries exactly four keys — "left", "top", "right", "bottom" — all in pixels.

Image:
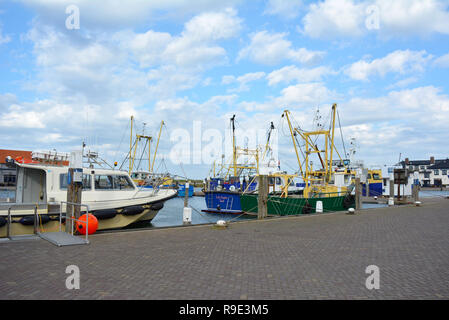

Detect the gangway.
[{"left": 1, "top": 202, "right": 89, "bottom": 247}]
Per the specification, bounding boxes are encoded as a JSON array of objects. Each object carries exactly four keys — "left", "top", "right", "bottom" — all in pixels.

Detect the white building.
[{"left": 399, "top": 157, "right": 449, "bottom": 187}]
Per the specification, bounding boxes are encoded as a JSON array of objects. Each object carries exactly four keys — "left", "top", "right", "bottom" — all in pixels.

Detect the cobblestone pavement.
[{"left": 1, "top": 198, "right": 448, "bottom": 300}]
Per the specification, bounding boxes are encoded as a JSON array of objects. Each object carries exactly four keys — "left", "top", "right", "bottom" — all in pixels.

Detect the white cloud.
[
  {"left": 302, "top": 0, "right": 365, "bottom": 39},
  {"left": 237, "top": 82, "right": 336, "bottom": 112},
  {"left": 267, "top": 65, "right": 336, "bottom": 86},
  {"left": 0, "top": 27, "right": 11, "bottom": 44},
  {"left": 264, "top": 0, "right": 303, "bottom": 19},
  {"left": 221, "top": 71, "right": 266, "bottom": 92},
  {"left": 301, "top": 0, "right": 449, "bottom": 39},
  {"left": 345, "top": 50, "right": 433, "bottom": 81},
  {"left": 18, "top": 0, "right": 243, "bottom": 29},
  {"left": 276, "top": 83, "right": 336, "bottom": 106},
  {"left": 124, "top": 8, "right": 241, "bottom": 72},
  {"left": 238, "top": 31, "right": 325, "bottom": 65},
  {"left": 434, "top": 52, "right": 449, "bottom": 67},
  {"left": 374, "top": 0, "right": 449, "bottom": 37}
]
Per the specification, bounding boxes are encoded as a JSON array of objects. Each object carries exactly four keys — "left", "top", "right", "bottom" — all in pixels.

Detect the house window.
[
  {"left": 442, "top": 169, "right": 447, "bottom": 175},
  {"left": 434, "top": 169, "right": 439, "bottom": 175},
  {"left": 424, "top": 172, "right": 430, "bottom": 179},
  {"left": 420, "top": 166, "right": 425, "bottom": 170}
]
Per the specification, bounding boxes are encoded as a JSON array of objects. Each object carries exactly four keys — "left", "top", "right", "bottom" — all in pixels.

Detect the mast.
[
  {"left": 230, "top": 115, "right": 237, "bottom": 177},
  {"left": 283, "top": 111, "right": 304, "bottom": 177},
  {"left": 262, "top": 122, "right": 275, "bottom": 162},
  {"left": 129, "top": 115, "right": 134, "bottom": 174},
  {"left": 151, "top": 120, "right": 165, "bottom": 173},
  {"left": 328, "top": 103, "right": 337, "bottom": 183}
]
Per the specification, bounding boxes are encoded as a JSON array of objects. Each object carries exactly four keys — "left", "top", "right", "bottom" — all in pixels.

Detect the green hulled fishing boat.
[
  {"left": 239, "top": 104, "right": 356, "bottom": 216},
  {"left": 240, "top": 193, "right": 353, "bottom": 216}
]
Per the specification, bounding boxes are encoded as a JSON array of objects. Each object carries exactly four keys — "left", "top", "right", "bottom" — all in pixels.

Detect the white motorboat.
[{"left": 0, "top": 160, "right": 177, "bottom": 237}]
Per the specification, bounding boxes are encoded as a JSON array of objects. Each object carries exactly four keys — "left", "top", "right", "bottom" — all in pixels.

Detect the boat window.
[
  {"left": 276, "top": 177, "right": 282, "bottom": 185},
  {"left": 367, "top": 174, "right": 372, "bottom": 179},
  {"left": 60, "top": 174, "right": 92, "bottom": 190},
  {"left": 372, "top": 173, "right": 380, "bottom": 180},
  {"left": 344, "top": 175, "right": 351, "bottom": 184},
  {"left": 95, "top": 175, "right": 114, "bottom": 190},
  {"left": 113, "top": 175, "right": 135, "bottom": 190}
]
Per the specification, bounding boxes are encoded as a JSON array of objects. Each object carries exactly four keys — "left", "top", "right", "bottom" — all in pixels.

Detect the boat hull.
[
  {"left": 240, "top": 194, "right": 354, "bottom": 216},
  {"left": 362, "top": 182, "right": 383, "bottom": 197},
  {"left": 203, "top": 191, "right": 243, "bottom": 214}
]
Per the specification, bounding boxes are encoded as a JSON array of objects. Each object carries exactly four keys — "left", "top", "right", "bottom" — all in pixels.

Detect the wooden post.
[
  {"left": 258, "top": 175, "right": 268, "bottom": 219},
  {"left": 366, "top": 182, "right": 370, "bottom": 198},
  {"left": 355, "top": 177, "right": 362, "bottom": 210},
  {"left": 66, "top": 168, "right": 82, "bottom": 233},
  {"left": 66, "top": 151, "right": 83, "bottom": 233}
]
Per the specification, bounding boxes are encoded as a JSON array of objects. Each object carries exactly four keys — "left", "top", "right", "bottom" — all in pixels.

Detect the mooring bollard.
[
  {"left": 183, "top": 207, "right": 192, "bottom": 225},
  {"left": 346, "top": 208, "right": 355, "bottom": 215},
  {"left": 388, "top": 197, "right": 394, "bottom": 206},
  {"left": 183, "top": 182, "right": 191, "bottom": 225},
  {"left": 316, "top": 201, "right": 323, "bottom": 213}
]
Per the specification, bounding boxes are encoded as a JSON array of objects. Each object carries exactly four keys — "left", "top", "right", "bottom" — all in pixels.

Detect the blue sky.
[{"left": 0, "top": 0, "right": 448, "bottom": 178}]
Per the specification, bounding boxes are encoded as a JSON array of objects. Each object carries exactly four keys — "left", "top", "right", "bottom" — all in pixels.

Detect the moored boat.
[
  {"left": 0, "top": 157, "right": 177, "bottom": 237},
  {"left": 240, "top": 104, "right": 355, "bottom": 216}
]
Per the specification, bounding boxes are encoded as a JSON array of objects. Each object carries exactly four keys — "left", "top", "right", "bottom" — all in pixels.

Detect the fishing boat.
[
  {"left": 202, "top": 115, "right": 262, "bottom": 214},
  {"left": 0, "top": 151, "right": 177, "bottom": 237},
  {"left": 240, "top": 104, "right": 355, "bottom": 216},
  {"left": 126, "top": 118, "right": 178, "bottom": 193}
]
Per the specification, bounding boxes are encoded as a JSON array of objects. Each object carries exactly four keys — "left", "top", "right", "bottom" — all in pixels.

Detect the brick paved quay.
[{"left": 1, "top": 197, "right": 448, "bottom": 300}]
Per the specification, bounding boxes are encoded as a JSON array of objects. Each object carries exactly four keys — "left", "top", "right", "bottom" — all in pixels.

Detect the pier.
[{"left": 1, "top": 196, "right": 448, "bottom": 300}]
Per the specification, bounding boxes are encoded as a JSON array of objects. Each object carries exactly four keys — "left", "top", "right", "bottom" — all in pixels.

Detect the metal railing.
[
  {"left": 59, "top": 201, "right": 90, "bottom": 244},
  {"left": 2, "top": 203, "right": 46, "bottom": 239}
]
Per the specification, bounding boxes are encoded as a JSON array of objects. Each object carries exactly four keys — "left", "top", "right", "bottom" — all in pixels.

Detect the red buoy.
[{"left": 76, "top": 214, "right": 98, "bottom": 235}]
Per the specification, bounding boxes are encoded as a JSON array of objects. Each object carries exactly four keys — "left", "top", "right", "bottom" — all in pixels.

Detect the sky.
[{"left": 0, "top": 0, "right": 448, "bottom": 179}]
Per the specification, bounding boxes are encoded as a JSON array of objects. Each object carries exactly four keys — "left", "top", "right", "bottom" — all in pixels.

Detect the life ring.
[
  {"left": 121, "top": 206, "right": 145, "bottom": 216},
  {"left": 229, "top": 185, "right": 236, "bottom": 192},
  {"left": 92, "top": 209, "right": 117, "bottom": 220},
  {"left": 19, "top": 215, "right": 50, "bottom": 226},
  {"left": 0, "top": 217, "right": 6, "bottom": 228}
]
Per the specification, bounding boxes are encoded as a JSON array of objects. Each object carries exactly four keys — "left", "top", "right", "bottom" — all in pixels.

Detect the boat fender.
[
  {"left": 302, "top": 202, "right": 312, "bottom": 214},
  {"left": 0, "top": 217, "right": 6, "bottom": 228},
  {"left": 93, "top": 209, "right": 117, "bottom": 220},
  {"left": 343, "top": 194, "right": 355, "bottom": 209},
  {"left": 19, "top": 215, "right": 50, "bottom": 226},
  {"left": 121, "top": 206, "right": 145, "bottom": 216},
  {"left": 150, "top": 202, "right": 164, "bottom": 211}
]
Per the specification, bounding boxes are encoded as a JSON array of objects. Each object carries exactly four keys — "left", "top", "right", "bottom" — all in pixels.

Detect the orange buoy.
[{"left": 76, "top": 213, "right": 98, "bottom": 235}]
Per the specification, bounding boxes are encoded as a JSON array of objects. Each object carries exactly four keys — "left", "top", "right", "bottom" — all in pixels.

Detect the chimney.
[
  {"left": 405, "top": 158, "right": 409, "bottom": 165},
  {"left": 430, "top": 156, "right": 435, "bottom": 164}
]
